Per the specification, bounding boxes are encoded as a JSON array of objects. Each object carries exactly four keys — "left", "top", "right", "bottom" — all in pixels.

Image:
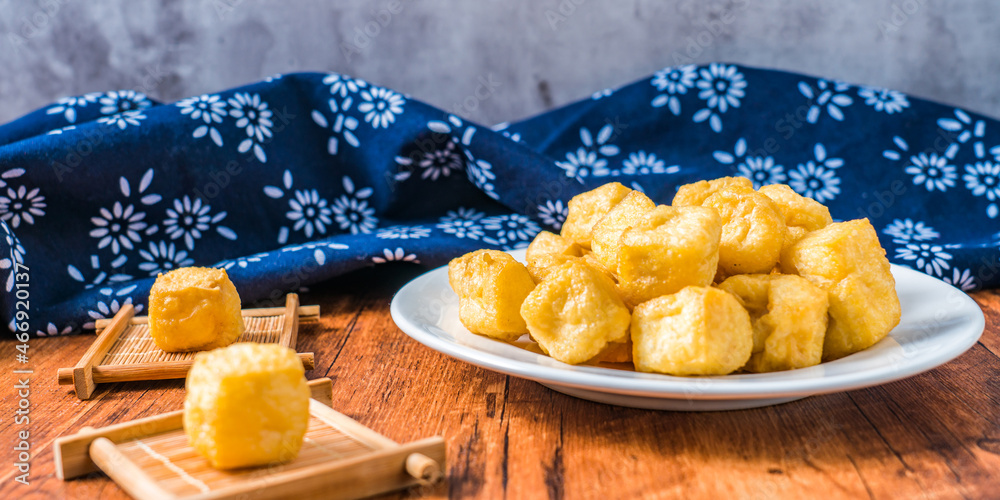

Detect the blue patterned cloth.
[{"left": 1, "top": 63, "right": 998, "bottom": 337}]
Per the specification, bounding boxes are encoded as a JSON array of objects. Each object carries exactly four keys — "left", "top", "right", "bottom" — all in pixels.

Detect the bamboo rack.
[
  {"left": 54, "top": 378, "right": 447, "bottom": 500},
  {"left": 57, "top": 294, "right": 319, "bottom": 400}
]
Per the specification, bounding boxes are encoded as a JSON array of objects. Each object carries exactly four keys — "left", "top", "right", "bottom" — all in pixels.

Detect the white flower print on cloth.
[
  {"left": 376, "top": 225, "right": 431, "bottom": 240},
  {"left": 0, "top": 185, "right": 46, "bottom": 228},
  {"left": 963, "top": 161, "right": 1000, "bottom": 218},
  {"left": 46, "top": 125, "right": 77, "bottom": 135},
  {"left": 895, "top": 243, "right": 952, "bottom": 276},
  {"left": 138, "top": 241, "right": 194, "bottom": 275},
  {"left": 0, "top": 223, "right": 26, "bottom": 292},
  {"left": 857, "top": 86, "right": 909, "bottom": 114},
  {"left": 651, "top": 65, "right": 697, "bottom": 116},
  {"left": 372, "top": 247, "right": 419, "bottom": 264},
  {"left": 287, "top": 190, "right": 333, "bottom": 238},
  {"left": 556, "top": 124, "right": 620, "bottom": 182},
  {"left": 98, "top": 110, "right": 146, "bottom": 130},
  {"left": 279, "top": 241, "right": 350, "bottom": 266},
  {"left": 67, "top": 255, "right": 132, "bottom": 291},
  {"left": 788, "top": 145, "right": 842, "bottom": 203},
  {"left": 906, "top": 153, "right": 957, "bottom": 192},
  {"left": 943, "top": 268, "right": 977, "bottom": 291},
  {"left": 939, "top": 108, "right": 986, "bottom": 159},
  {"left": 0, "top": 168, "right": 25, "bottom": 189},
  {"left": 591, "top": 88, "right": 613, "bottom": 100},
  {"left": 621, "top": 151, "right": 679, "bottom": 176},
  {"left": 358, "top": 86, "right": 405, "bottom": 129},
  {"left": 85, "top": 287, "right": 143, "bottom": 330},
  {"left": 739, "top": 157, "right": 786, "bottom": 189},
  {"left": 714, "top": 138, "right": 785, "bottom": 189},
  {"left": 882, "top": 136, "right": 911, "bottom": 161},
  {"left": 163, "top": 195, "right": 237, "bottom": 250},
  {"left": 557, "top": 148, "right": 610, "bottom": 182},
  {"left": 323, "top": 73, "right": 368, "bottom": 98},
  {"left": 176, "top": 94, "right": 228, "bottom": 147},
  {"left": 89, "top": 169, "right": 161, "bottom": 255},
  {"left": 312, "top": 96, "right": 361, "bottom": 155},
  {"left": 692, "top": 63, "right": 747, "bottom": 133},
  {"left": 883, "top": 219, "right": 940, "bottom": 244},
  {"left": 394, "top": 140, "right": 464, "bottom": 181},
  {"left": 217, "top": 252, "right": 268, "bottom": 270},
  {"left": 228, "top": 93, "right": 273, "bottom": 163},
  {"left": 332, "top": 176, "right": 377, "bottom": 235},
  {"left": 264, "top": 171, "right": 366, "bottom": 243},
  {"left": 481, "top": 214, "right": 541, "bottom": 249},
  {"left": 100, "top": 90, "right": 152, "bottom": 115},
  {"left": 46, "top": 92, "right": 101, "bottom": 123},
  {"left": 492, "top": 122, "right": 523, "bottom": 143},
  {"left": 798, "top": 80, "right": 853, "bottom": 123},
  {"left": 436, "top": 207, "right": 486, "bottom": 240},
  {"left": 36, "top": 323, "right": 74, "bottom": 337},
  {"left": 537, "top": 200, "right": 568, "bottom": 230},
  {"left": 427, "top": 115, "right": 499, "bottom": 200}
]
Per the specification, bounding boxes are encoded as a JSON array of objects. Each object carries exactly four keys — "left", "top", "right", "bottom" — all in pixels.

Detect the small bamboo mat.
[
  {"left": 114, "top": 415, "right": 375, "bottom": 497},
  {"left": 54, "top": 378, "right": 447, "bottom": 500},
  {"left": 99, "top": 315, "right": 287, "bottom": 366},
  {"left": 58, "top": 293, "right": 319, "bottom": 400}
]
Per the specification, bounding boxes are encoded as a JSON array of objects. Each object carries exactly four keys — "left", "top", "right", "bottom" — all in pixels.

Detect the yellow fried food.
[
  {"left": 758, "top": 183, "right": 832, "bottom": 231},
  {"left": 449, "top": 250, "right": 535, "bottom": 341},
  {"left": 701, "top": 189, "right": 786, "bottom": 276},
  {"left": 148, "top": 267, "right": 245, "bottom": 353},
  {"left": 590, "top": 191, "right": 656, "bottom": 270},
  {"left": 560, "top": 182, "right": 632, "bottom": 249},
  {"left": 672, "top": 176, "right": 754, "bottom": 206},
  {"left": 592, "top": 338, "right": 632, "bottom": 364},
  {"left": 617, "top": 205, "right": 722, "bottom": 305},
  {"left": 780, "top": 219, "right": 901, "bottom": 360},
  {"left": 184, "top": 343, "right": 310, "bottom": 469},
  {"left": 520, "top": 261, "right": 630, "bottom": 364},
  {"left": 526, "top": 231, "right": 582, "bottom": 268},
  {"left": 717, "top": 274, "right": 828, "bottom": 372},
  {"left": 526, "top": 253, "right": 579, "bottom": 283},
  {"left": 631, "top": 286, "right": 752, "bottom": 375}
]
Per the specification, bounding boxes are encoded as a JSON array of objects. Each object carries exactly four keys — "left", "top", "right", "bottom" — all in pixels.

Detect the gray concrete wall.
[{"left": 1, "top": 0, "right": 997, "bottom": 126}]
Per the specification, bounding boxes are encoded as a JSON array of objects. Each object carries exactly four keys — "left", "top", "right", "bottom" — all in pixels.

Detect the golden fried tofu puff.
[
  {"left": 695, "top": 188, "right": 786, "bottom": 277},
  {"left": 448, "top": 250, "right": 535, "bottom": 341},
  {"left": 590, "top": 190, "right": 656, "bottom": 270},
  {"left": 560, "top": 182, "right": 633, "bottom": 249},
  {"left": 631, "top": 286, "right": 752, "bottom": 375},
  {"left": 525, "top": 253, "right": 580, "bottom": 283},
  {"left": 148, "top": 267, "right": 245, "bottom": 353},
  {"left": 758, "top": 183, "right": 833, "bottom": 232},
  {"left": 617, "top": 205, "right": 722, "bottom": 305},
  {"left": 672, "top": 176, "right": 754, "bottom": 206},
  {"left": 780, "top": 219, "right": 901, "bottom": 361},
  {"left": 526, "top": 231, "right": 582, "bottom": 274},
  {"left": 717, "top": 274, "right": 828, "bottom": 372},
  {"left": 520, "top": 260, "right": 630, "bottom": 364}
]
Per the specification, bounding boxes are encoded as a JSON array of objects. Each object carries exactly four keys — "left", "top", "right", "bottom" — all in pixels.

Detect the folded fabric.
[{"left": 1, "top": 63, "right": 998, "bottom": 337}]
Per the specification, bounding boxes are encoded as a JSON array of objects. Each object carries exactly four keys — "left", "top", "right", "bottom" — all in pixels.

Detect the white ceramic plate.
[{"left": 390, "top": 249, "right": 985, "bottom": 411}]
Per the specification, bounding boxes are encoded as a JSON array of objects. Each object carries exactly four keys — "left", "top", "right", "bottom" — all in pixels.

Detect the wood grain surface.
[{"left": 2, "top": 264, "right": 999, "bottom": 499}]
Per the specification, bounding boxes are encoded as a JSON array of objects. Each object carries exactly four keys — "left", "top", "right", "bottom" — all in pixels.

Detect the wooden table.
[{"left": 3, "top": 264, "right": 999, "bottom": 499}]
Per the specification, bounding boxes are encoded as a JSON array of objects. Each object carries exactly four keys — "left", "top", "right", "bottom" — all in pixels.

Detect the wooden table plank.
[{"left": 2, "top": 265, "right": 998, "bottom": 499}]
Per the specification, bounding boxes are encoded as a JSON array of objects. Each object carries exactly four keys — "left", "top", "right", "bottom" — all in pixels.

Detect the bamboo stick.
[
  {"left": 72, "top": 304, "right": 135, "bottom": 400},
  {"left": 93, "top": 304, "right": 320, "bottom": 331},
  {"left": 58, "top": 353, "right": 315, "bottom": 385}
]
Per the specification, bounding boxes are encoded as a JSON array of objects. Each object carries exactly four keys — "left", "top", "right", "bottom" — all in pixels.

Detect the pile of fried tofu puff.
[{"left": 448, "top": 177, "right": 902, "bottom": 376}]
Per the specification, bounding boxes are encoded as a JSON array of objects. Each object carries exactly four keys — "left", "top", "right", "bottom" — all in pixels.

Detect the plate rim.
[{"left": 390, "top": 251, "right": 985, "bottom": 401}]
